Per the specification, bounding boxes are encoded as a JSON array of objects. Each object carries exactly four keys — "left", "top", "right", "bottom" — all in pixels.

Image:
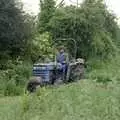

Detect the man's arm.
[
  {"left": 56, "top": 54, "right": 59, "bottom": 63},
  {"left": 64, "top": 53, "right": 69, "bottom": 63}
]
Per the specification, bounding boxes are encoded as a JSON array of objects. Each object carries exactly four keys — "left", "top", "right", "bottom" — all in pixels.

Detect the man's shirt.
[{"left": 56, "top": 52, "right": 68, "bottom": 64}]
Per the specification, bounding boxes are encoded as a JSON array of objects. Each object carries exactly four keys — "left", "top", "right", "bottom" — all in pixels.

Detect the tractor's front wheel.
[{"left": 26, "top": 77, "right": 43, "bottom": 93}]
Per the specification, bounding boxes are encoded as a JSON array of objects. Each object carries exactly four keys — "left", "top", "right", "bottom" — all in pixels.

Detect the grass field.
[{"left": 0, "top": 80, "right": 120, "bottom": 120}]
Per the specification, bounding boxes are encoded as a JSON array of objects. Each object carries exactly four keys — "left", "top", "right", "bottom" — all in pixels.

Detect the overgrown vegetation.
[
  {"left": 0, "top": 0, "right": 34, "bottom": 64},
  {"left": 87, "top": 56, "right": 120, "bottom": 84},
  {"left": 40, "top": 0, "right": 119, "bottom": 58},
  {"left": 22, "top": 81, "right": 120, "bottom": 120},
  {"left": 0, "top": 0, "right": 120, "bottom": 119},
  {"left": 0, "top": 60, "right": 32, "bottom": 96},
  {"left": 0, "top": 0, "right": 120, "bottom": 96},
  {"left": 0, "top": 80, "right": 120, "bottom": 120}
]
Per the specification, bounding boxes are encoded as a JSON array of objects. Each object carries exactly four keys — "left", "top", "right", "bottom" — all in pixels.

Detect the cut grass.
[{"left": 0, "top": 80, "right": 120, "bottom": 120}]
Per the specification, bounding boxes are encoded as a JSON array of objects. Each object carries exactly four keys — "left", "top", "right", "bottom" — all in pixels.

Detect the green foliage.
[
  {"left": 0, "top": 0, "right": 34, "bottom": 63},
  {"left": 39, "top": 0, "right": 56, "bottom": 32},
  {"left": 0, "top": 80, "right": 120, "bottom": 120},
  {"left": 22, "top": 94, "right": 32, "bottom": 113},
  {"left": 116, "top": 26, "right": 120, "bottom": 48},
  {"left": 0, "top": 97, "right": 22, "bottom": 120},
  {"left": 1, "top": 80, "right": 119, "bottom": 120},
  {"left": 48, "top": 0, "right": 118, "bottom": 59},
  {"left": 0, "top": 60, "right": 32, "bottom": 96},
  {"left": 0, "top": 0, "right": 120, "bottom": 97},
  {"left": 87, "top": 56, "right": 120, "bottom": 84},
  {"left": 26, "top": 81, "right": 120, "bottom": 120},
  {"left": 91, "top": 30, "right": 118, "bottom": 58},
  {"left": 27, "top": 32, "right": 54, "bottom": 62}
]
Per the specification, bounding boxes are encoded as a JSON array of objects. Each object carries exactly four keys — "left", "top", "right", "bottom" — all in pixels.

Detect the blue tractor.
[{"left": 27, "top": 38, "right": 85, "bottom": 92}]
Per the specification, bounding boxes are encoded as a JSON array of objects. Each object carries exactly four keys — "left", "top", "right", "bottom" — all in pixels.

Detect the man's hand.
[{"left": 62, "top": 61, "right": 66, "bottom": 64}]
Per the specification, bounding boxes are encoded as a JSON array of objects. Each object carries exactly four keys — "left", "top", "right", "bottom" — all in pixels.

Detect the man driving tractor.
[
  {"left": 56, "top": 46, "right": 69, "bottom": 80},
  {"left": 26, "top": 38, "right": 85, "bottom": 92}
]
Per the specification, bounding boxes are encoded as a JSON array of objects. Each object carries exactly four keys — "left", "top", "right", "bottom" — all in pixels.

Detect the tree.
[
  {"left": 38, "top": 0, "right": 56, "bottom": 32},
  {"left": 0, "top": 0, "right": 33, "bottom": 63},
  {"left": 28, "top": 32, "right": 53, "bottom": 62},
  {"left": 48, "top": 0, "right": 118, "bottom": 59}
]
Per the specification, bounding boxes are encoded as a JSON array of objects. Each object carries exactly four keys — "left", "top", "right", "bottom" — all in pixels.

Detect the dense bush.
[
  {"left": 46, "top": 0, "right": 118, "bottom": 59},
  {"left": 87, "top": 56, "right": 120, "bottom": 84},
  {"left": 38, "top": 0, "right": 55, "bottom": 32},
  {"left": 0, "top": 60, "right": 32, "bottom": 96},
  {"left": 20, "top": 80, "right": 120, "bottom": 120},
  {"left": 26, "top": 32, "right": 54, "bottom": 62},
  {"left": 0, "top": 0, "right": 120, "bottom": 96},
  {"left": 0, "top": 0, "right": 33, "bottom": 60}
]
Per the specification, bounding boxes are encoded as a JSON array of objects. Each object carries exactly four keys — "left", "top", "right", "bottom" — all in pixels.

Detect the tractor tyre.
[{"left": 26, "top": 77, "right": 43, "bottom": 93}]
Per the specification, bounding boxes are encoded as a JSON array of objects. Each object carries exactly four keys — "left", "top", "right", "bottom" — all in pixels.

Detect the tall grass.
[
  {"left": 0, "top": 57, "right": 120, "bottom": 120},
  {"left": 0, "top": 61, "right": 32, "bottom": 96},
  {"left": 86, "top": 56, "right": 120, "bottom": 84},
  {"left": 0, "top": 80, "right": 119, "bottom": 120}
]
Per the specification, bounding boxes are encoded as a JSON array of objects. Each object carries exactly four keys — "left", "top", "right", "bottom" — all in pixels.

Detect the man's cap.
[{"left": 58, "top": 45, "right": 65, "bottom": 50}]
